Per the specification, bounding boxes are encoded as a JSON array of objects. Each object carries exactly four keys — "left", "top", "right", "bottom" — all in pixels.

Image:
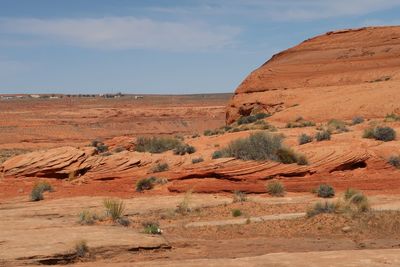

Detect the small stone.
[{"left": 342, "top": 226, "right": 352, "bottom": 233}]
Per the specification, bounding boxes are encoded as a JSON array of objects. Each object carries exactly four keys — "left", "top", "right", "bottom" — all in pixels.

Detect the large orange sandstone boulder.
[{"left": 227, "top": 26, "right": 400, "bottom": 124}]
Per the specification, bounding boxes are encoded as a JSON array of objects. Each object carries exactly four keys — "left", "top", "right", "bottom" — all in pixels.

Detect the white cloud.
[{"left": 0, "top": 17, "right": 240, "bottom": 51}]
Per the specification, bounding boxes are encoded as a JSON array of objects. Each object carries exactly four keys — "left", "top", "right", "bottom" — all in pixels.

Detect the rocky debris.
[{"left": 227, "top": 26, "right": 400, "bottom": 123}]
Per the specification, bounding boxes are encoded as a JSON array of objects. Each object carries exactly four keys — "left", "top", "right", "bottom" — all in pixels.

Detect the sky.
[{"left": 1, "top": 0, "right": 400, "bottom": 94}]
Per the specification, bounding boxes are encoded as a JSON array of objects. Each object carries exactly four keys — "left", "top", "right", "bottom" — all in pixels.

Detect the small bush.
[
  {"left": 117, "top": 217, "right": 131, "bottom": 227},
  {"left": 363, "top": 126, "right": 396, "bottom": 142},
  {"left": 298, "top": 134, "right": 313, "bottom": 145},
  {"left": 192, "top": 157, "right": 204, "bottom": 164},
  {"left": 344, "top": 188, "right": 360, "bottom": 201},
  {"left": 384, "top": 113, "right": 400, "bottom": 122},
  {"left": 232, "top": 209, "right": 242, "bottom": 217},
  {"left": 296, "top": 154, "right": 309, "bottom": 165},
  {"left": 286, "top": 117, "right": 316, "bottom": 128},
  {"left": 352, "top": 116, "right": 364, "bottom": 125},
  {"left": 204, "top": 129, "right": 223, "bottom": 136},
  {"left": 238, "top": 115, "right": 257, "bottom": 125},
  {"left": 136, "top": 177, "right": 157, "bottom": 192},
  {"left": 212, "top": 150, "right": 223, "bottom": 159},
  {"left": 306, "top": 201, "right": 337, "bottom": 217},
  {"left": 348, "top": 192, "right": 370, "bottom": 212},
  {"left": 388, "top": 155, "right": 400, "bottom": 169},
  {"left": 151, "top": 162, "right": 169, "bottom": 173},
  {"left": 316, "top": 184, "right": 335, "bottom": 198},
  {"left": 233, "top": 191, "right": 247, "bottom": 203},
  {"left": 135, "top": 136, "right": 182, "bottom": 153},
  {"left": 192, "top": 133, "right": 200, "bottom": 138},
  {"left": 143, "top": 221, "right": 162, "bottom": 235},
  {"left": 78, "top": 210, "right": 98, "bottom": 225},
  {"left": 74, "top": 240, "right": 89, "bottom": 258},
  {"left": 266, "top": 181, "right": 285, "bottom": 197},
  {"left": 173, "top": 144, "right": 196, "bottom": 155},
  {"left": 103, "top": 199, "right": 125, "bottom": 221},
  {"left": 316, "top": 130, "right": 331, "bottom": 141},
  {"left": 276, "top": 147, "right": 298, "bottom": 164},
  {"left": 255, "top": 113, "right": 270, "bottom": 120},
  {"left": 30, "top": 181, "right": 53, "bottom": 201},
  {"left": 176, "top": 190, "right": 192, "bottom": 215}
]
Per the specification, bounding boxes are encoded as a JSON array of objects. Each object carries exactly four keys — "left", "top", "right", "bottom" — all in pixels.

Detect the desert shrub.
[
  {"left": 136, "top": 177, "right": 157, "bottom": 192},
  {"left": 232, "top": 209, "right": 242, "bottom": 217},
  {"left": 233, "top": 191, "right": 247, "bottom": 203},
  {"left": 384, "top": 113, "right": 400, "bottom": 122},
  {"left": 173, "top": 144, "right": 196, "bottom": 155},
  {"left": 96, "top": 144, "right": 108, "bottom": 153},
  {"left": 135, "top": 136, "right": 182, "bottom": 153},
  {"left": 298, "top": 133, "right": 313, "bottom": 145},
  {"left": 143, "top": 221, "right": 162, "bottom": 235},
  {"left": 91, "top": 139, "right": 101, "bottom": 147},
  {"left": 103, "top": 199, "right": 125, "bottom": 221},
  {"left": 388, "top": 155, "right": 400, "bottom": 169},
  {"left": 347, "top": 192, "right": 370, "bottom": 212},
  {"left": 286, "top": 117, "right": 316, "bottom": 128},
  {"left": 176, "top": 190, "right": 192, "bottom": 215},
  {"left": 192, "top": 157, "right": 204, "bottom": 164},
  {"left": 327, "top": 119, "right": 348, "bottom": 133},
  {"left": 316, "top": 184, "right": 335, "bottom": 198},
  {"left": 204, "top": 129, "right": 223, "bottom": 136},
  {"left": 78, "top": 210, "right": 98, "bottom": 225},
  {"left": 238, "top": 115, "right": 257, "bottom": 125},
  {"left": 266, "top": 181, "right": 285, "bottom": 197},
  {"left": 315, "top": 130, "right": 331, "bottom": 141},
  {"left": 306, "top": 201, "right": 337, "bottom": 217},
  {"left": 255, "top": 113, "right": 270, "bottom": 120},
  {"left": 276, "top": 147, "right": 299, "bottom": 164},
  {"left": 212, "top": 150, "right": 223, "bottom": 159},
  {"left": 192, "top": 133, "right": 200, "bottom": 138},
  {"left": 363, "top": 126, "right": 396, "bottom": 142},
  {"left": 352, "top": 116, "right": 364, "bottom": 125},
  {"left": 151, "top": 162, "right": 169, "bottom": 173},
  {"left": 74, "top": 240, "right": 89, "bottom": 258},
  {"left": 30, "top": 181, "right": 53, "bottom": 201}
]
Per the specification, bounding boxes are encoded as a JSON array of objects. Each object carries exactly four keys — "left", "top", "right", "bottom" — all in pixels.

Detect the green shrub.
[
  {"left": 316, "top": 130, "right": 331, "bottom": 141},
  {"left": 143, "top": 221, "right": 162, "bottom": 234},
  {"left": 135, "top": 136, "right": 182, "bottom": 153},
  {"left": 30, "top": 181, "right": 53, "bottom": 201},
  {"left": 74, "top": 240, "right": 89, "bottom": 258},
  {"left": 192, "top": 157, "right": 204, "bottom": 164},
  {"left": 136, "top": 177, "right": 157, "bottom": 192},
  {"left": 352, "top": 116, "right": 364, "bottom": 125},
  {"left": 306, "top": 201, "right": 337, "bottom": 217},
  {"left": 363, "top": 126, "right": 396, "bottom": 142},
  {"left": 266, "top": 181, "right": 285, "bottom": 197},
  {"left": 296, "top": 154, "right": 309, "bottom": 165},
  {"left": 298, "top": 133, "right": 313, "bottom": 145},
  {"left": 232, "top": 209, "right": 242, "bottom": 217},
  {"left": 103, "top": 199, "right": 125, "bottom": 221},
  {"left": 173, "top": 144, "right": 196, "bottom": 155},
  {"left": 217, "top": 132, "right": 307, "bottom": 165},
  {"left": 384, "top": 113, "right": 400, "bottom": 122},
  {"left": 388, "top": 155, "right": 400, "bottom": 169},
  {"left": 151, "top": 162, "right": 169, "bottom": 173},
  {"left": 212, "top": 150, "right": 223, "bottom": 159},
  {"left": 233, "top": 191, "right": 247, "bottom": 203},
  {"left": 238, "top": 115, "right": 257, "bottom": 125},
  {"left": 316, "top": 184, "right": 335, "bottom": 198}
]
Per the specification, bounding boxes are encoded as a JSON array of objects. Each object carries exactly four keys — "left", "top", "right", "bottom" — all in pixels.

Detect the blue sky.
[{"left": 1, "top": 0, "right": 400, "bottom": 94}]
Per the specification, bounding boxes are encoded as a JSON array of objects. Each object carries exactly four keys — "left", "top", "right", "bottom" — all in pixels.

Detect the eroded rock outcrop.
[{"left": 227, "top": 26, "right": 400, "bottom": 123}]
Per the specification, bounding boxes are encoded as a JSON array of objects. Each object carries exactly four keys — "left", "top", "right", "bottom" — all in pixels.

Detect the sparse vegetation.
[
  {"left": 192, "top": 157, "right": 204, "bottom": 164},
  {"left": 306, "top": 201, "right": 337, "bottom": 217},
  {"left": 204, "top": 129, "right": 223, "bottom": 136},
  {"left": 384, "top": 113, "right": 400, "bottom": 122},
  {"left": 173, "top": 144, "right": 196, "bottom": 155},
  {"left": 352, "top": 116, "right": 364, "bottom": 125},
  {"left": 78, "top": 210, "right": 98, "bottom": 225},
  {"left": 143, "top": 221, "right": 162, "bottom": 235},
  {"left": 214, "top": 132, "right": 307, "bottom": 165},
  {"left": 176, "top": 190, "right": 192, "bottom": 215},
  {"left": 298, "top": 133, "right": 313, "bottom": 145},
  {"left": 151, "top": 162, "right": 169, "bottom": 173},
  {"left": 74, "top": 240, "right": 89, "bottom": 258},
  {"left": 233, "top": 191, "right": 247, "bottom": 203},
  {"left": 90, "top": 139, "right": 108, "bottom": 153},
  {"left": 388, "top": 155, "right": 400, "bottom": 169},
  {"left": 103, "top": 198, "right": 125, "bottom": 221},
  {"left": 212, "top": 150, "right": 223, "bottom": 159},
  {"left": 237, "top": 113, "right": 270, "bottom": 125},
  {"left": 136, "top": 177, "right": 157, "bottom": 192},
  {"left": 296, "top": 154, "right": 309, "bottom": 165},
  {"left": 232, "top": 209, "right": 242, "bottom": 217},
  {"left": 135, "top": 136, "right": 182, "bottom": 153},
  {"left": 363, "top": 126, "right": 396, "bottom": 141},
  {"left": 344, "top": 188, "right": 360, "bottom": 201},
  {"left": 316, "top": 184, "right": 335, "bottom": 198},
  {"left": 315, "top": 130, "right": 331, "bottom": 141},
  {"left": 266, "top": 180, "right": 285, "bottom": 197},
  {"left": 30, "top": 181, "right": 53, "bottom": 201}
]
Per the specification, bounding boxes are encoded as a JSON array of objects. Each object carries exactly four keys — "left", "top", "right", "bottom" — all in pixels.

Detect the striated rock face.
[{"left": 227, "top": 26, "right": 400, "bottom": 123}]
